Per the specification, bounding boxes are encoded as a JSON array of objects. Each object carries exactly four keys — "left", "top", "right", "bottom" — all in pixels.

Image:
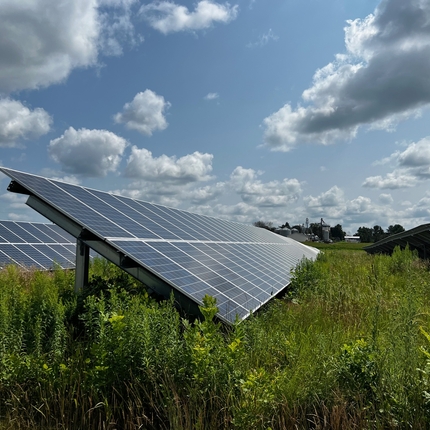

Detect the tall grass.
[{"left": 1, "top": 248, "right": 430, "bottom": 428}]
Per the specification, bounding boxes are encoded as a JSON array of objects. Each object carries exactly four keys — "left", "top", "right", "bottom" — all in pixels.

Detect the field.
[
  {"left": 1, "top": 247, "right": 430, "bottom": 429},
  {"left": 304, "top": 241, "right": 370, "bottom": 251}
]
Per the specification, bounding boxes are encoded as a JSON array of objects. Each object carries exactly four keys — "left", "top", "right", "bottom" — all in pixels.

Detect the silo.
[{"left": 321, "top": 218, "right": 330, "bottom": 242}]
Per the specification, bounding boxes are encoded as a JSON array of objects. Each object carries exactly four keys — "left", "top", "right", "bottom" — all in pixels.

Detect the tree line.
[
  {"left": 253, "top": 220, "right": 405, "bottom": 243},
  {"left": 355, "top": 224, "right": 405, "bottom": 243}
]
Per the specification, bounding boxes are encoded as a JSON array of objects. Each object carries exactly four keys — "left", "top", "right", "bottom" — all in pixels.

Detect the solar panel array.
[
  {"left": 364, "top": 223, "right": 430, "bottom": 259},
  {"left": 0, "top": 220, "right": 77, "bottom": 270},
  {"left": 1, "top": 168, "right": 319, "bottom": 323}
]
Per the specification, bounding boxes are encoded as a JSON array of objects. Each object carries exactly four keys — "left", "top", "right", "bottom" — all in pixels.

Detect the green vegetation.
[
  {"left": 304, "top": 241, "right": 370, "bottom": 251},
  {"left": 1, "top": 248, "right": 430, "bottom": 429}
]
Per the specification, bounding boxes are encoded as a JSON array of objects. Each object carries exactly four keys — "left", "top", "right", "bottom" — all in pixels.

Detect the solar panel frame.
[{"left": 1, "top": 167, "right": 319, "bottom": 324}]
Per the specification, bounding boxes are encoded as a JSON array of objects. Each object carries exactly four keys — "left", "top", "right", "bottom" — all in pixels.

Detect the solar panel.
[
  {"left": 0, "top": 220, "right": 77, "bottom": 270},
  {"left": 0, "top": 167, "right": 319, "bottom": 324},
  {"left": 364, "top": 223, "right": 430, "bottom": 259}
]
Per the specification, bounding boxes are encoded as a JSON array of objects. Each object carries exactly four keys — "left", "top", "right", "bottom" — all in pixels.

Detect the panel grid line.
[{"left": 0, "top": 167, "right": 320, "bottom": 323}]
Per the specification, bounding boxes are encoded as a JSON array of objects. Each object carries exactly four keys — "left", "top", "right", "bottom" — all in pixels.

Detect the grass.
[
  {"left": 1, "top": 247, "right": 430, "bottom": 429},
  {"left": 304, "top": 241, "right": 370, "bottom": 251}
]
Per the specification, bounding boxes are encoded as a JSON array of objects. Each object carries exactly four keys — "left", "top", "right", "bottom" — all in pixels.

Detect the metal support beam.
[
  {"left": 25, "top": 194, "right": 202, "bottom": 318},
  {"left": 75, "top": 238, "right": 90, "bottom": 292}
]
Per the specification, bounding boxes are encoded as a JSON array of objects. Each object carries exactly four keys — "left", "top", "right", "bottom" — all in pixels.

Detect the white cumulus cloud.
[
  {"left": 379, "top": 193, "right": 393, "bottom": 205},
  {"left": 0, "top": 193, "right": 27, "bottom": 210},
  {"left": 363, "top": 136, "right": 430, "bottom": 189},
  {"left": 48, "top": 127, "right": 128, "bottom": 177},
  {"left": 229, "top": 166, "right": 302, "bottom": 207},
  {"left": 304, "top": 186, "right": 344, "bottom": 208},
  {"left": 124, "top": 146, "right": 214, "bottom": 183},
  {"left": 0, "top": 0, "right": 139, "bottom": 93},
  {"left": 263, "top": 0, "right": 430, "bottom": 151},
  {"left": 140, "top": 0, "right": 238, "bottom": 34},
  {"left": 0, "top": 0, "right": 99, "bottom": 92},
  {"left": 114, "top": 90, "right": 171, "bottom": 136},
  {"left": 185, "top": 182, "right": 226, "bottom": 204},
  {"left": 362, "top": 172, "right": 417, "bottom": 189},
  {"left": 397, "top": 137, "right": 430, "bottom": 168},
  {"left": 0, "top": 98, "right": 52, "bottom": 147},
  {"left": 303, "top": 186, "right": 347, "bottom": 219}
]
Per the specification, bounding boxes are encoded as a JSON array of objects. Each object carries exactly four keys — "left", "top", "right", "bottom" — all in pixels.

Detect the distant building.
[
  {"left": 345, "top": 236, "right": 361, "bottom": 243},
  {"left": 275, "top": 227, "right": 291, "bottom": 237},
  {"left": 288, "top": 232, "right": 309, "bottom": 243},
  {"left": 275, "top": 227, "right": 309, "bottom": 243},
  {"left": 321, "top": 218, "right": 330, "bottom": 242}
]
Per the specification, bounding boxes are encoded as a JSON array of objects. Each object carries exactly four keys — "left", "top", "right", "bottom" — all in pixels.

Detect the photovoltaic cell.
[
  {"left": 0, "top": 220, "right": 83, "bottom": 270},
  {"left": 1, "top": 167, "right": 319, "bottom": 323}
]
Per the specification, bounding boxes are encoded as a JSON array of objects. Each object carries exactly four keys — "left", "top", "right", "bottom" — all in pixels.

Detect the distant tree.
[
  {"left": 356, "top": 226, "right": 373, "bottom": 243},
  {"left": 330, "top": 224, "right": 345, "bottom": 241},
  {"left": 309, "top": 223, "right": 321, "bottom": 237},
  {"left": 386, "top": 224, "right": 405, "bottom": 236},
  {"left": 253, "top": 221, "right": 275, "bottom": 231},
  {"left": 279, "top": 221, "right": 291, "bottom": 229},
  {"left": 373, "top": 225, "right": 385, "bottom": 242},
  {"left": 291, "top": 224, "right": 303, "bottom": 233}
]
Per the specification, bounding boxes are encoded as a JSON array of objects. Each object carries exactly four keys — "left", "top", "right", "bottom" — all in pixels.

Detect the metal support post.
[{"left": 75, "top": 238, "right": 90, "bottom": 293}]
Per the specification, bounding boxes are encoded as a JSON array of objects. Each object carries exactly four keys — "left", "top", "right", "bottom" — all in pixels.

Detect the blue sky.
[{"left": 1, "top": 0, "right": 430, "bottom": 234}]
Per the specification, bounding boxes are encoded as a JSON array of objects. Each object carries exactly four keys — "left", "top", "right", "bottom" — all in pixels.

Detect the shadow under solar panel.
[{"left": 1, "top": 167, "right": 319, "bottom": 324}]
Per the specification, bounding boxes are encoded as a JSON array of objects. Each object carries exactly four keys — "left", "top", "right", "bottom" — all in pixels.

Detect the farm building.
[{"left": 345, "top": 236, "right": 361, "bottom": 243}]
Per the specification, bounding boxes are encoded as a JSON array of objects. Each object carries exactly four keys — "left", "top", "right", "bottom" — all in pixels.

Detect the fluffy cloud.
[
  {"left": 263, "top": 0, "right": 430, "bottom": 151},
  {"left": 4, "top": 213, "right": 32, "bottom": 222},
  {"left": 185, "top": 182, "right": 226, "bottom": 204},
  {"left": 0, "top": 192, "right": 27, "bottom": 210},
  {"left": 397, "top": 137, "right": 430, "bottom": 168},
  {"left": 114, "top": 90, "right": 171, "bottom": 136},
  {"left": 304, "top": 186, "right": 344, "bottom": 209},
  {"left": 362, "top": 172, "right": 417, "bottom": 189},
  {"left": 0, "top": 0, "right": 99, "bottom": 92},
  {"left": 191, "top": 201, "right": 266, "bottom": 224},
  {"left": 379, "top": 193, "right": 393, "bottom": 205},
  {"left": 184, "top": 168, "right": 302, "bottom": 224},
  {"left": 39, "top": 168, "right": 81, "bottom": 185},
  {"left": 118, "top": 153, "right": 303, "bottom": 221},
  {"left": 301, "top": 186, "right": 396, "bottom": 231},
  {"left": 124, "top": 146, "right": 214, "bottom": 183},
  {"left": 117, "top": 147, "right": 216, "bottom": 205},
  {"left": 48, "top": 127, "right": 128, "bottom": 177},
  {"left": 140, "top": 0, "right": 238, "bottom": 34},
  {"left": 404, "top": 195, "right": 430, "bottom": 219},
  {"left": 229, "top": 166, "right": 302, "bottom": 207},
  {"left": 115, "top": 180, "right": 182, "bottom": 206},
  {"left": 0, "top": 0, "right": 139, "bottom": 93},
  {"left": 363, "top": 137, "right": 430, "bottom": 189},
  {"left": 345, "top": 196, "right": 372, "bottom": 215},
  {"left": 118, "top": 153, "right": 409, "bottom": 230},
  {"left": 0, "top": 98, "right": 52, "bottom": 147},
  {"left": 0, "top": 192, "right": 32, "bottom": 221},
  {"left": 343, "top": 196, "right": 382, "bottom": 226}
]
